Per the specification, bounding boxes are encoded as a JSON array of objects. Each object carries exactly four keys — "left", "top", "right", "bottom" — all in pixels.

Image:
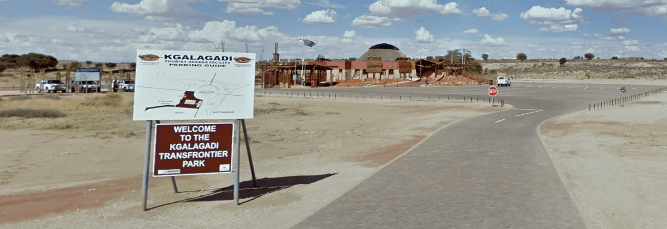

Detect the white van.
[{"left": 497, "top": 76, "right": 511, "bottom": 87}]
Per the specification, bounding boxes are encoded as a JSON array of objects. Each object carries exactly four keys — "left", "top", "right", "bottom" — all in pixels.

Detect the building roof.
[{"left": 358, "top": 43, "right": 406, "bottom": 62}]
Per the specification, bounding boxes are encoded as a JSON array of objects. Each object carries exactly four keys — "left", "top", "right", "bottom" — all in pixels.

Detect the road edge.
[{"left": 536, "top": 110, "right": 594, "bottom": 229}]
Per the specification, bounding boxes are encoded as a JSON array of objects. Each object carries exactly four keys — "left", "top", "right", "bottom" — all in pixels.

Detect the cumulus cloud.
[
  {"left": 368, "top": 0, "right": 461, "bottom": 17},
  {"left": 610, "top": 27, "right": 631, "bottom": 34},
  {"left": 340, "top": 30, "right": 359, "bottom": 43},
  {"left": 414, "top": 27, "right": 434, "bottom": 43},
  {"left": 599, "top": 36, "right": 615, "bottom": 40},
  {"left": 463, "top": 28, "right": 479, "bottom": 34},
  {"left": 303, "top": 9, "right": 336, "bottom": 24},
  {"left": 351, "top": 15, "right": 396, "bottom": 27},
  {"left": 188, "top": 20, "right": 286, "bottom": 44},
  {"left": 472, "top": 7, "right": 509, "bottom": 21},
  {"left": 617, "top": 35, "right": 626, "bottom": 40},
  {"left": 565, "top": 0, "right": 667, "bottom": 16},
  {"left": 521, "top": 6, "right": 583, "bottom": 32},
  {"left": 305, "top": 0, "right": 344, "bottom": 8},
  {"left": 110, "top": 0, "right": 205, "bottom": 21},
  {"left": 218, "top": 0, "right": 300, "bottom": 15},
  {"left": 480, "top": 34, "right": 507, "bottom": 46},
  {"left": 538, "top": 24, "right": 578, "bottom": 32},
  {"left": 53, "top": 0, "right": 88, "bottom": 6},
  {"left": 622, "top": 40, "right": 639, "bottom": 46}
]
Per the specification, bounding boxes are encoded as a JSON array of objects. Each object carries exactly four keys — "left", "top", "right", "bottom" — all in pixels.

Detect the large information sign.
[
  {"left": 74, "top": 68, "right": 101, "bottom": 81},
  {"left": 133, "top": 50, "right": 256, "bottom": 121},
  {"left": 153, "top": 123, "right": 234, "bottom": 177}
]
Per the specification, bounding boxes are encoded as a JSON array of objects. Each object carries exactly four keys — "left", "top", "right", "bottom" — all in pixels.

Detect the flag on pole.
[{"left": 302, "top": 38, "right": 315, "bottom": 47}]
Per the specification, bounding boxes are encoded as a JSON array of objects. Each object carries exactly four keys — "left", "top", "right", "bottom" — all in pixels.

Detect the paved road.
[{"left": 260, "top": 82, "right": 665, "bottom": 228}]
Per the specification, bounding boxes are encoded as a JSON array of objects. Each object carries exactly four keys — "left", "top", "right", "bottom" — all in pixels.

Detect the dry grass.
[
  {"left": 0, "top": 108, "right": 66, "bottom": 118},
  {"left": 0, "top": 93, "right": 142, "bottom": 136}
]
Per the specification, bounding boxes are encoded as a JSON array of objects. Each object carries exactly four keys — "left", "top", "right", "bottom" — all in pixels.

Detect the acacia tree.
[
  {"left": 482, "top": 54, "right": 488, "bottom": 61},
  {"left": 17, "top": 53, "right": 58, "bottom": 71},
  {"left": 584, "top": 53, "right": 595, "bottom": 60},
  {"left": 516, "top": 53, "right": 527, "bottom": 61},
  {"left": 559, "top": 58, "right": 567, "bottom": 66}
]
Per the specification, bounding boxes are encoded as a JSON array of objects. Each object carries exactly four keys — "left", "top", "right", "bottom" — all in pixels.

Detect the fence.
[
  {"left": 260, "top": 90, "right": 505, "bottom": 107},
  {"left": 589, "top": 88, "right": 665, "bottom": 111}
]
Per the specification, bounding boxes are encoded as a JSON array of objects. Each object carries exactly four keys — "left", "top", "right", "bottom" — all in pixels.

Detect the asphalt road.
[{"left": 256, "top": 81, "right": 666, "bottom": 229}]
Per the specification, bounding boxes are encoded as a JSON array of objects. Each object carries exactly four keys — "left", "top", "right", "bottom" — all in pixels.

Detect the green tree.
[
  {"left": 68, "top": 61, "right": 82, "bottom": 69},
  {"left": 0, "top": 64, "right": 6, "bottom": 73},
  {"left": 445, "top": 50, "right": 472, "bottom": 64},
  {"left": 129, "top": 62, "right": 136, "bottom": 69},
  {"left": 559, "top": 58, "right": 567, "bottom": 66},
  {"left": 105, "top": 63, "right": 117, "bottom": 68},
  {"left": 468, "top": 60, "right": 483, "bottom": 73},
  {"left": 516, "top": 53, "right": 527, "bottom": 61},
  {"left": 95, "top": 63, "right": 103, "bottom": 68},
  {"left": 0, "top": 54, "right": 21, "bottom": 69},
  {"left": 426, "top": 56, "right": 434, "bottom": 61},
  {"left": 17, "top": 53, "right": 58, "bottom": 70},
  {"left": 86, "top": 61, "right": 92, "bottom": 65},
  {"left": 611, "top": 56, "right": 618, "bottom": 60},
  {"left": 584, "top": 53, "right": 595, "bottom": 60},
  {"left": 482, "top": 54, "right": 488, "bottom": 61}
]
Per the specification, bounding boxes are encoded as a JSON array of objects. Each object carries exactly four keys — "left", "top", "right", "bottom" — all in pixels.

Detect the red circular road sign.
[{"left": 488, "top": 86, "right": 498, "bottom": 96}]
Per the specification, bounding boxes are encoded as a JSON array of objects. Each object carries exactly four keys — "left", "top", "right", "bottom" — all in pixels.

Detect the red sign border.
[
  {"left": 152, "top": 122, "right": 235, "bottom": 177},
  {"left": 488, "top": 86, "right": 498, "bottom": 96}
]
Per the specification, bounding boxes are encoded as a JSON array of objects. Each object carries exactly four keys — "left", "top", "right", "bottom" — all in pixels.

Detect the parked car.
[
  {"left": 35, "top": 79, "right": 67, "bottom": 93},
  {"left": 112, "top": 78, "right": 135, "bottom": 92},
  {"left": 70, "top": 80, "right": 101, "bottom": 93},
  {"left": 497, "top": 76, "right": 511, "bottom": 87}
]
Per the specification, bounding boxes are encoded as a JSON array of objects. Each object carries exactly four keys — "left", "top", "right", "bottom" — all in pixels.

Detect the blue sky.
[{"left": 1, "top": 0, "right": 666, "bottom": 62}]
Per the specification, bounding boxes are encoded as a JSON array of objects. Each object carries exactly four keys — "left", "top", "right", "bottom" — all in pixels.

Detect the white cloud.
[
  {"left": 538, "top": 24, "right": 578, "bottom": 32},
  {"left": 53, "top": 0, "right": 88, "bottom": 6},
  {"left": 188, "top": 20, "right": 287, "bottom": 44},
  {"left": 660, "top": 51, "right": 667, "bottom": 58},
  {"left": 610, "top": 27, "right": 631, "bottom": 34},
  {"left": 623, "top": 40, "right": 639, "bottom": 46},
  {"left": 480, "top": 34, "right": 507, "bottom": 46},
  {"left": 305, "top": 0, "right": 344, "bottom": 8},
  {"left": 583, "top": 33, "right": 591, "bottom": 36},
  {"left": 368, "top": 0, "right": 461, "bottom": 17},
  {"left": 303, "top": 9, "right": 336, "bottom": 24},
  {"left": 340, "top": 30, "right": 358, "bottom": 43},
  {"left": 521, "top": 6, "right": 584, "bottom": 24},
  {"left": 472, "top": 7, "right": 509, "bottom": 21},
  {"left": 599, "top": 36, "right": 615, "bottom": 40},
  {"left": 521, "top": 6, "right": 583, "bottom": 32},
  {"left": 414, "top": 27, "right": 434, "bottom": 43},
  {"left": 218, "top": 0, "right": 300, "bottom": 15},
  {"left": 351, "top": 15, "right": 396, "bottom": 27},
  {"left": 586, "top": 48, "right": 595, "bottom": 53},
  {"left": 110, "top": 0, "right": 205, "bottom": 21},
  {"left": 463, "top": 28, "right": 479, "bottom": 34},
  {"left": 66, "top": 25, "right": 86, "bottom": 32},
  {"left": 565, "top": 0, "right": 667, "bottom": 16},
  {"left": 625, "top": 46, "right": 640, "bottom": 51},
  {"left": 617, "top": 35, "right": 626, "bottom": 40}
]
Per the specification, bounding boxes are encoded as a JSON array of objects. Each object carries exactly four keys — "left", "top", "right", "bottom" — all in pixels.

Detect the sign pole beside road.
[
  {"left": 488, "top": 86, "right": 498, "bottom": 106},
  {"left": 621, "top": 87, "right": 626, "bottom": 107}
]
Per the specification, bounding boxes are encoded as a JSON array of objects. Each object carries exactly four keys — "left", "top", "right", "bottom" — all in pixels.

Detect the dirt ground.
[
  {"left": 0, "top": 92, "right": 505, "bottom": 228},
  {"left": 540, "top": 91, "right": 667, "bottom": 229}
]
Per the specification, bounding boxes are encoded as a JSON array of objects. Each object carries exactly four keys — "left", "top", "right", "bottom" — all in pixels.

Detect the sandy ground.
[
  {"left": 540, "top": 91, "right": 667, "bottom": 229},
  {"left": 0, "top": 92, "right": 505, "bottom": 228}
]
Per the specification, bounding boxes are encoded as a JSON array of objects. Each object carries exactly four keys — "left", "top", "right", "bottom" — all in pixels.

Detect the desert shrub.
[
  {"left": 79, "top": 93, "right": 122, "bottom": 107},
  {"left": 254, "top": 107, "right": 287, "bottom": 115},
  {"left": 0, "top": 108, "right": 65, "bottom": 118},
  {"left": 516, "top": 53, "right": 527, "bottom": 61},
  {"left": 559, "top": 58, "right": 567, "bottom": 66},
  {"left": 611, "top": 56, "right": 618, "bottom": 59}
]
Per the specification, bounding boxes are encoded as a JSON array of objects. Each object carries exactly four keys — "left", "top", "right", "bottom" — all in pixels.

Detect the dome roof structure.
[{"left": 358, "top": 43, "right": 407, "bottom": 61}]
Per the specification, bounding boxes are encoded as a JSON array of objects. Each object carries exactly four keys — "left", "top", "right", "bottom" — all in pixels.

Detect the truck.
[
  {"left": 35, "top": 79, "right": 67, "bottom": 93},
  {"left": 112, "top": 78, "right": 135, "bottom": 92},
  {"left": 70, "top": 80, "right": 101, "bottom": 93}
]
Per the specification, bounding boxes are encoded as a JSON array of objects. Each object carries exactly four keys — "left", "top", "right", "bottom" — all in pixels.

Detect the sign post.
[
  {"left": 621, "top": 87, "right": 626, "bottom": 107},
  {"left": 488, "top": 86, "right": 498, "bottom": 106},
  {"left": 134, "top": 50, "right": 257, "bottom": 210}
]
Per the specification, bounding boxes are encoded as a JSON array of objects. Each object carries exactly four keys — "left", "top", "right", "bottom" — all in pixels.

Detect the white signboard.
[
  {"left": 133, "top": 50, "right": 256, "bottom": 121},
  {"left": 74, "top": 68, "right": 101, "bottom": 81}
]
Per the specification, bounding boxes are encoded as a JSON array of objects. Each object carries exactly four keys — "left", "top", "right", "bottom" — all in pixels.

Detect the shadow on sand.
[{"left": 148, "top": 173, "right": 336, "bottom": 210}]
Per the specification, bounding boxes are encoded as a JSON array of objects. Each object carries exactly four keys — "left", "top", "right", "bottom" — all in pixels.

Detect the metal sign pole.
[
  {"left": 233, "top": 119, "right": 242, "bottom": 205},
  {"left": 241, "top": 119, "right": 258, "bottom": 187},
  {"left": 141, "top": 120, "right": 154, "bottom": 211}
]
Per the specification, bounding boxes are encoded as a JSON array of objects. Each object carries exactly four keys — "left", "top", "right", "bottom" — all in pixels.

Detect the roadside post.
[
  {"left": 134, "top": 50, "right": 258, "bottom": 211},
  {"left": 621, "top": 87, "right": 626, "bottom": 107},
  {"left": 488, "top": 86, "right": 498, "bottom": 106}
]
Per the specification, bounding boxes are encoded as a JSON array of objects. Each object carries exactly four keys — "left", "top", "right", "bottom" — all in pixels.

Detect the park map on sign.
[{"left": 141, "top": 72, "right": 249, "bottom": 118}]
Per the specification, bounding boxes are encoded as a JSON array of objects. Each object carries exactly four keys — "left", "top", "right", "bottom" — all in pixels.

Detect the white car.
[
  {"left": 35, "top": 79, "right": 67, "bottom": 93},
  {"left": 497, "top": 76, "right": 511, "bottom": 87}
]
